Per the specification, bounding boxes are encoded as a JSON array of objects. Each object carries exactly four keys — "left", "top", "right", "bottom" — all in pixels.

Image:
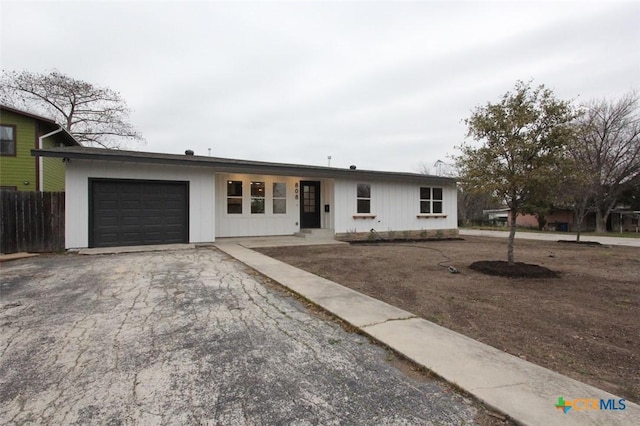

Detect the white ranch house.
[{"left": 34, "top": 147, "right": 458, "bottom": 249}]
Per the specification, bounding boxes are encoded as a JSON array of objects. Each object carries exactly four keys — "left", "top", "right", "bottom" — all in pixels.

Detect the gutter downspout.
[{"left": 38, "top": 127, "right": 64, "bottom": 191}]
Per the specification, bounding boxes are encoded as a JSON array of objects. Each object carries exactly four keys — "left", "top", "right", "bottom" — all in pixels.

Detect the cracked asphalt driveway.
[{"left": 1, "top": 248, "right": 481, "bottom": 425}]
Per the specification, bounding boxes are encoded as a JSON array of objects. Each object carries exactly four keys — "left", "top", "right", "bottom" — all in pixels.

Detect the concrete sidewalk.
[
  {"left": 215, "top": 242, "right": 639, "bottom": 426},
  {"left": 460, "top": 229, "right": 640, "bottom": 247}
]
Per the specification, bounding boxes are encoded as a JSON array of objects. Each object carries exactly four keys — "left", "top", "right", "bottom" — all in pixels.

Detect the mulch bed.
[{"left": 469, "top": 260, "right": 559, "bottom": 278}]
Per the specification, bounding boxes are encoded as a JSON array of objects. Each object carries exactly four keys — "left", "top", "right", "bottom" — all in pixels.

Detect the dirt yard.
[{"left": 257, "top": 236, "right": 640, "bottom": 403}]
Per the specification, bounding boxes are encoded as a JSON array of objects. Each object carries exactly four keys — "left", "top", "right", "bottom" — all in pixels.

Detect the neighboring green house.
[{"left": 1, "top": 105, "right": 80, "bottom": 191}]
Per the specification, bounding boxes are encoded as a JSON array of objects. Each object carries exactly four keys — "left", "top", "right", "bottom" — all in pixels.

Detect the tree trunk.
[
  {"left": 596, "top": 199, "right": 618, "bottom": 233},
  {"left": 595, "top": 209, "right": 607, "bottom": 233},
  {"left": 574, "top": 198, "right": 590, "bottom": 242},
  {"left": 575, "top": 208, "right": 582, "bottom": 242},
  {"left": 507, "top": 208, "right": 517, "bottom": 265}
]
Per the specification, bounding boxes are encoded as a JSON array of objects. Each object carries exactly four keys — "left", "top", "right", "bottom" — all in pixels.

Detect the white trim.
[{"left": 38, "top": 127, "right": 64, "bottom": 191}]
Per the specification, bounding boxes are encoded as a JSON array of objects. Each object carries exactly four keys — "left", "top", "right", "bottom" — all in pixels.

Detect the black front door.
[{"left": 300, "top": 181, "right": 321, "bottom": 228}]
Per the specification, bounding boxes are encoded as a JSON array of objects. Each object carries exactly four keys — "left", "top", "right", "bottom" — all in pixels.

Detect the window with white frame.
[
  {"left": 420, "top": 187, "right": 443, "bottom": 214},
  {"left": 357, "top": 184, "right": 371, "bottom": 214},
  {"left": 251, "top": 181, "right": 265, "bottom": 214},
  {"left": 227, "top": 180, "right": 242, "bottom": 214},
  {"left": 273, "top": 182, "right": 286, "bottom": 214}
]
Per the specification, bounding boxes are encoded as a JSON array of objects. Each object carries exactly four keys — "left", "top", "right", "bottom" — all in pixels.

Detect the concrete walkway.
[
  {"left": 215, "top": 235, "right": 346, "bottom": 248},
  {"left": 215, "top": 242, "right": 639, "bottom": 426},
  {"left": 460, "top": 228, "right": 640, "bottom": 247}
]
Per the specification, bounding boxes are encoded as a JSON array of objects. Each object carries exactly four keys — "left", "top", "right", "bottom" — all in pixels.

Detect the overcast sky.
[{"left": 1, "top": 1, "right": 639, "bottom": 173}]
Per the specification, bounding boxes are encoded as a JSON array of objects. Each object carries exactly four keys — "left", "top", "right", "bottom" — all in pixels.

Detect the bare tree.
[
  {"left": 416, "top": 161, "right": 433, "bottom": 175},
  {"left": 559, "top": 151, "right": 597, "bottom": 241},
  {"left": 574, "top": 91, "right": 640, "bottom": 232},
  {"left": 0, "top": 69, "right": 144, "bottom": 148},
  {"left": 457, "top": 187, "right": 497, "bottom": 226},
  {"left": 416, "top": 160, "right": 455, "bottom": 177}
]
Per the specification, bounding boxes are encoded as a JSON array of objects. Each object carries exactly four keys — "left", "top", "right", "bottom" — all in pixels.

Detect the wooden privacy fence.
[{"left": 0, "top": 191, "right": 65, "bottom": 254}]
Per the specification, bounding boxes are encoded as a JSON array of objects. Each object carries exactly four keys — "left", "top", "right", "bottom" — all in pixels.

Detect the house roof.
[
  {"left": 32, "top": 146, "right": 457, "bottom": 184},
  {"left": 1, "top": 104, "right": 58, "bottom": 124},
  {"left": 1, "top": 104, "right": 81, "bottom": 146}
]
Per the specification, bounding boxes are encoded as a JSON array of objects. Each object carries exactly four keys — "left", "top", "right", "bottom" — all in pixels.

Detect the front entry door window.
[{"left": 300, "top": 181, "right": 321, "bottom": 228}]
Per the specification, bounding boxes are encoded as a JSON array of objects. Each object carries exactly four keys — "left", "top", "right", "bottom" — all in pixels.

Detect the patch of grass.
[{"left": 427, "top": 313, "right": 445, "bottom": 325}]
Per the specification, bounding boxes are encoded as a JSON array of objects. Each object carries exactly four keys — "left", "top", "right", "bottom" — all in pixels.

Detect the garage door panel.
[
  {"left": 144, "top": 216, "right": 163, "bottom": 225},
  {"left": 164, "top": 201, "right": 185, "bottom": 209},
  {"left": 98, "top": 217, "right": 118, "bottom": 226},
  {"left": 143, "top": 201, "right": 163, "bottom": 209},
  {"left": 121, "top": 200, "right": 142, "bottom": 209},
  {"left": 164, "top": 217, "right": 183, "bottom": 224},
  {"left": 98, "top": 199, "right": 118, "bottom": 208},
  {"left": 99, "top": 233, "right": 119, "bottom": 243},
  {"left": 121, "top": 185, "right": 142, "bottom": 194},
  {"left": 91, "top": 180, "right": 189, "bottom": 248},
  {"left": 122, "top": 216, "right": 142, "bottom": 226}
]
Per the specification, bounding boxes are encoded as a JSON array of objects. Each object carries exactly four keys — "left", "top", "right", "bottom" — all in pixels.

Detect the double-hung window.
[
  {"left": 357, "top": 184, "right": 371, "bottom": 214},
  {"left": 227, "top": 181, "right": 243, "bottom": 214},
  {"left": 0, "top": 125, "right": 16, "bottom": 156},
  {"left": 420, "top": 187, "right": 443, "bottom": 214},
  {"left": 251, "top": 181, "right": 265, "bottom": 214},
  {"left": 272, "top": 182, "right": 286, "bottom": 214}
]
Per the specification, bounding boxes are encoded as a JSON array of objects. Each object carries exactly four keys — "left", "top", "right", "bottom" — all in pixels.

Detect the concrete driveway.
[{"left": 1, "top": 248, "right": 481, "bottom": 425}]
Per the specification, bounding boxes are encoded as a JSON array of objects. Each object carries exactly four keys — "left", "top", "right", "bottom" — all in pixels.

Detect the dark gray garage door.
[{"left": 90, "top": 179, "right": 189, "bottom": 248}]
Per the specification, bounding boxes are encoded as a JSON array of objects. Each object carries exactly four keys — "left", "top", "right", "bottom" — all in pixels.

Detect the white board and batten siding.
[
  {"left": 65, "top": 160, "right": 215, "bottom": 249},
  {"left": 63, "top": 158, "right": 455, "bottom": 248},
  {"left": 215, "top": 173, "right": 336, "bottom": 237},
  {"left": 333, "top": 178, "right": 457, "bottom": 234}
]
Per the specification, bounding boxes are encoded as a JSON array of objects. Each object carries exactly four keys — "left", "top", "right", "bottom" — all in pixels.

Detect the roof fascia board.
[{"left": 32, "top": 147, "right": 456, "bottom": 184}]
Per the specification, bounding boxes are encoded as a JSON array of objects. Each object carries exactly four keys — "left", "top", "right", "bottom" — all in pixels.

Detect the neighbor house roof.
[
  {"left": 1, "top": 104, "right": 81, "bottom": 147},
  {"left": 32, "top": 146, "right": 456, "bottom": 184}
]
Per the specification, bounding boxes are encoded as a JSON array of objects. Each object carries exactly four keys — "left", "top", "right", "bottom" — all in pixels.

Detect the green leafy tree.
[
  {"left": 0, "top": 69, "right": 143, "bottom": 148},
  {"left": 456, "top": 81, "right": 575, "bottom": 265}
]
